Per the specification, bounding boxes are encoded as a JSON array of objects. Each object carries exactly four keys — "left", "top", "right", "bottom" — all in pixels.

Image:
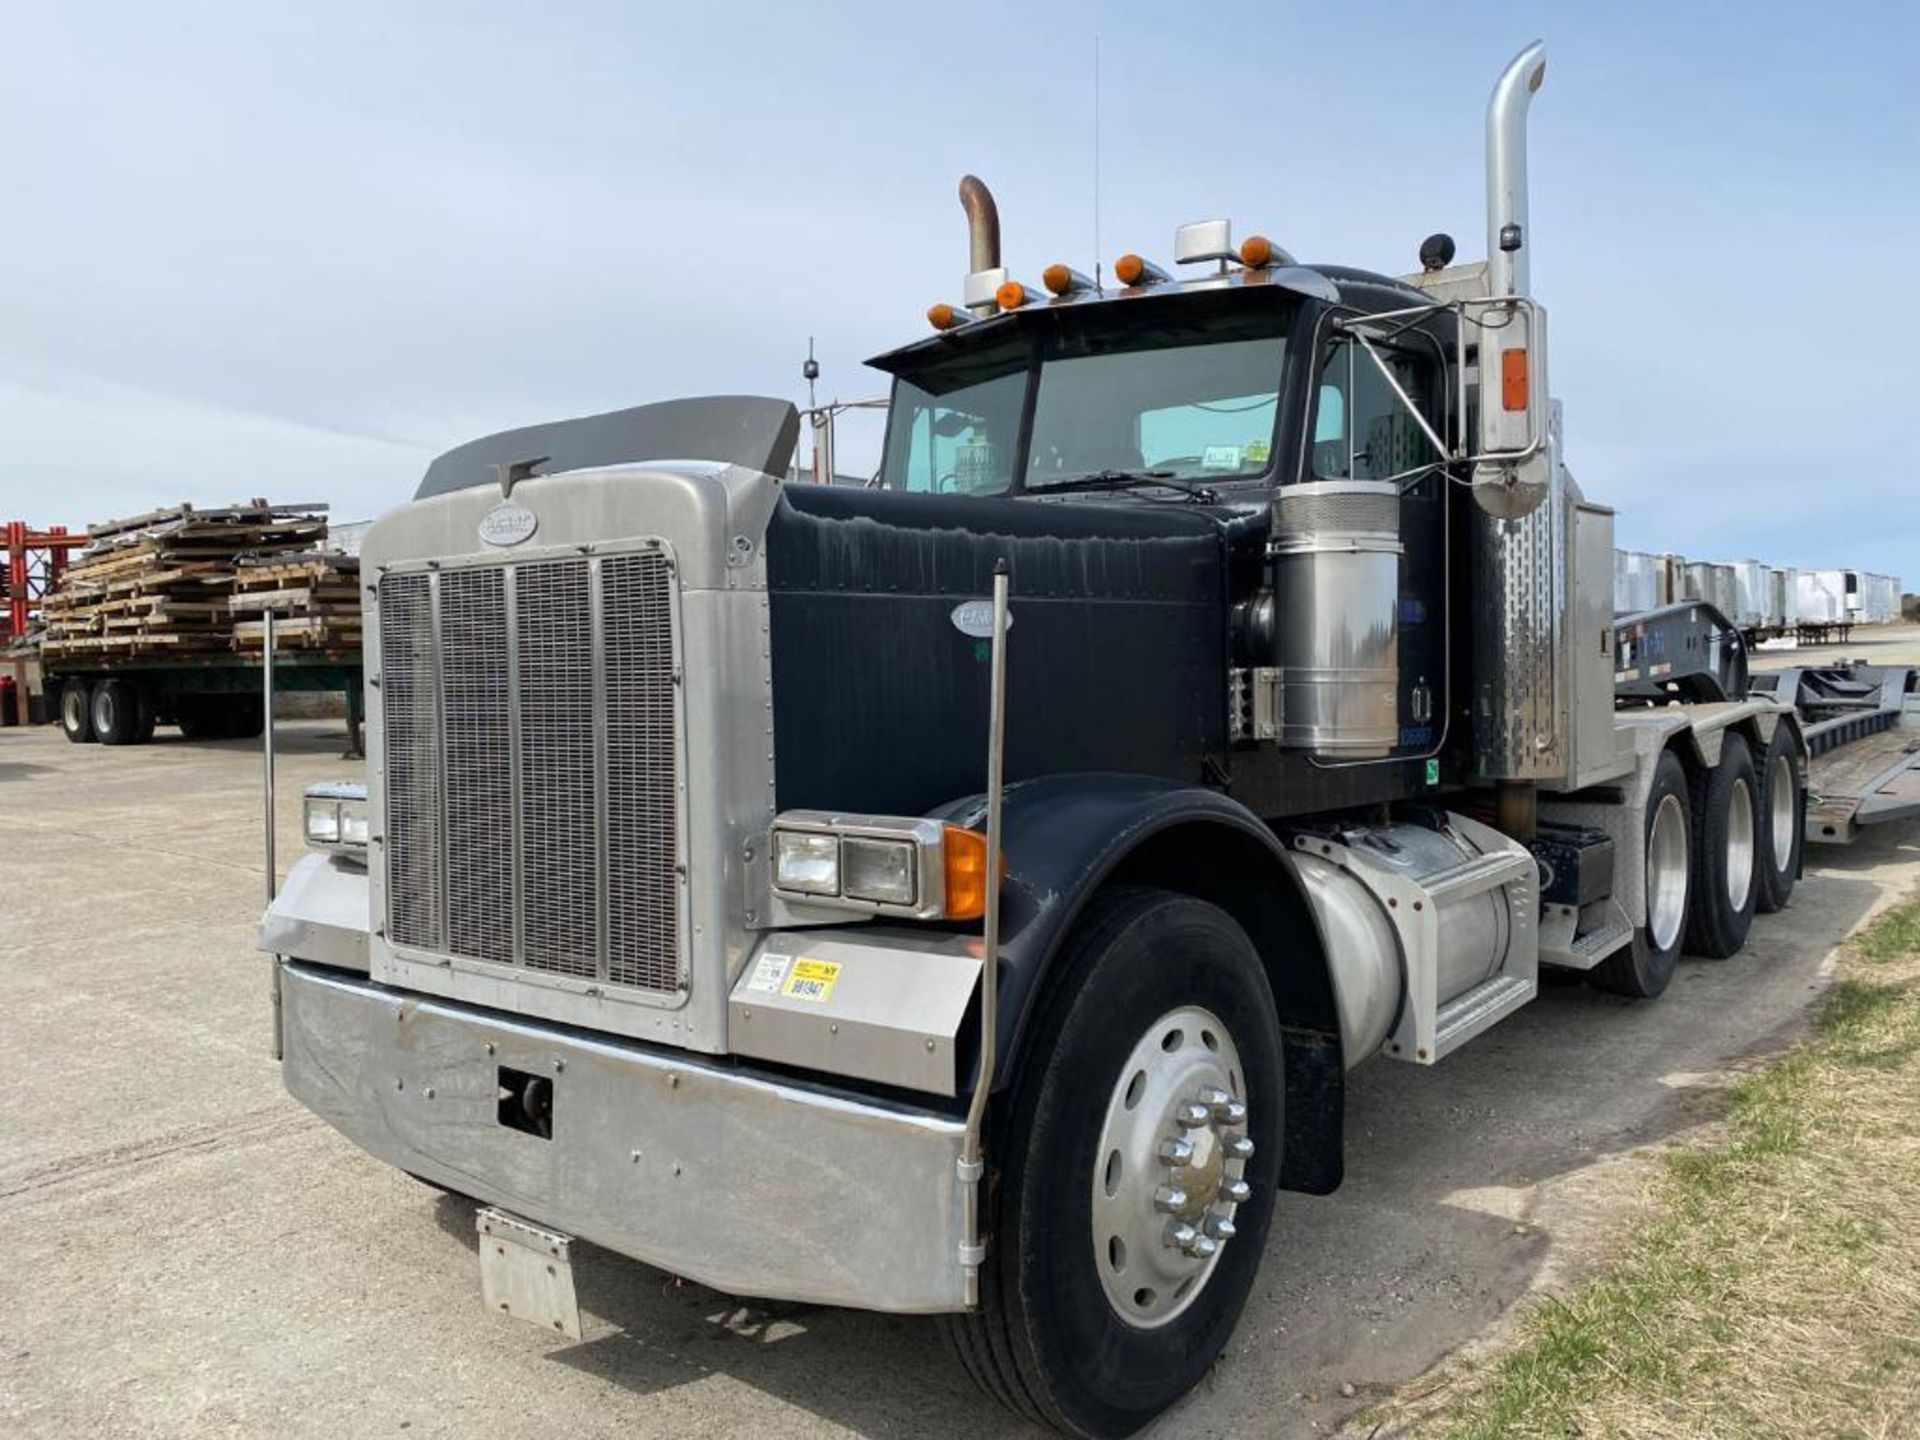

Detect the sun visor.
[{"left": 414, "top": 395, "right": 801, "bottom": 499}]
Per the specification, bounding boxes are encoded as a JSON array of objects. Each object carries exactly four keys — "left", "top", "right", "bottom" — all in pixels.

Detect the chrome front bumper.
[{"left": 278, "top": 961, "right": 971, "bottom": 1312}]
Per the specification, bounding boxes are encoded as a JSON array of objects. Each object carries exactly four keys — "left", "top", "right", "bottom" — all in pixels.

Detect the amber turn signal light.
[
  {"left": 1501, "top": 348, "right": 1529, "bottom": 412},
  {"left": 942, "top": 825, "right": 1002, "bottom": 921}
]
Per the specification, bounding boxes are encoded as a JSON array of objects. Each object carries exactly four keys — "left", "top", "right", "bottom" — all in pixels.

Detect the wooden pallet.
[{"left": 38, "top": 500, "right": 359, "bottom": 662}]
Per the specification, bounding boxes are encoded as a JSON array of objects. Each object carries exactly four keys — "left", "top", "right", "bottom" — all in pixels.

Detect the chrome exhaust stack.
[
  {"left": 958, "top": 175, "right": 1008, "bottom": 317},
  {"left": 1485, "top": 41, "right": 1546, "bottom": 302},
  {"left": 1471, "top": 41, "right": 1551, "bottom": 523}
]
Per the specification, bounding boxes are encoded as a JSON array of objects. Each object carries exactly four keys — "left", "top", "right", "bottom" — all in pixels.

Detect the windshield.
[{"left": 879, "top": 296, "right": 1291, "bottom": 495}]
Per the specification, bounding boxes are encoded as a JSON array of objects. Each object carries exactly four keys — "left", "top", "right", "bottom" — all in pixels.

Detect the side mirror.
[{"left": 1471, "top": 300, "right": 1550, "bottom": 518}]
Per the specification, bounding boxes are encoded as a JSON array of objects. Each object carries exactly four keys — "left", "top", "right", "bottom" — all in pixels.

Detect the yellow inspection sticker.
[{"left": 781, "top": 958, "right": 842, "bottom": 1003}]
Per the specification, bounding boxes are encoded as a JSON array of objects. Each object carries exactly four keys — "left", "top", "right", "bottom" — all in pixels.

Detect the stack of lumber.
[
  {"left": 38, "top": 501, "right": 346, "bottom": 659},
  {"left": 230, "top": 551, "right": 362, "bottom": 657}
]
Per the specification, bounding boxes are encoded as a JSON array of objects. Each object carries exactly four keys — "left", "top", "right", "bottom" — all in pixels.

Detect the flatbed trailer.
[
  {"left": 1753, "top": 664, "right": 1920, "bottom": 843},
  {"left": 47, "top": 650, "right": 362, "bottom": 751}
]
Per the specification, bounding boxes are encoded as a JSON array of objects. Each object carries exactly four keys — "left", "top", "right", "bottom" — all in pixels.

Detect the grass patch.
[{"left": 1421, "top": 893, "right": 1920, "bottom": 1440}]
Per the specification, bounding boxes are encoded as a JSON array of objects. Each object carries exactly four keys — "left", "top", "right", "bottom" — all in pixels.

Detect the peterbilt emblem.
[
  {"left": 479, "top": 503, "right": 539, "bottom": 547},
  {"left": 950, "top": 599, "right": 1012, "bottom": 638}
]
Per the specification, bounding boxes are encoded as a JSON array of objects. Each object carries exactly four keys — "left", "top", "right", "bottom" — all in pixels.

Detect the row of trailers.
[
  {"left": 1615, "top": 554, "right": 1903, "bottom": 647},
  {"left": 1611, "top": 568, "right": 1919, "bottom": 850}
]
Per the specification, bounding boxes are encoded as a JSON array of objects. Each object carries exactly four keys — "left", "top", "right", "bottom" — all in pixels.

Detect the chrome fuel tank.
[{"left": 1271, "top": 480, "right": 1402, "bottom": 757}]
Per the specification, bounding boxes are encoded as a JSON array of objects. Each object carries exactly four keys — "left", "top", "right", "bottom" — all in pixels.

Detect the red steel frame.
[{"left": 4, "top": 520, "right": 89, "bottom": 724}]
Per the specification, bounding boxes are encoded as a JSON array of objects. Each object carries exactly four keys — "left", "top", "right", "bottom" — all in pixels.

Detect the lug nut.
[
  {"left": 1159, "top": 1137, "right": 1195, "bottom": 1167},
  {"left": 1205, "top": 1214, "right": 1238, "bottom": 1242},
  {"left": 1226, "top": 1135, "right": 1256, "bottom": 1160},
  {"left": 1165, "top": 1221, "right": 1198, "bottom": 1250},
  {"left": 1197, "top": 1085, "right": 1231, "bottom": 1108},
  {"left": 1153, "top": 1185, "right": 1189, "bottom": 1214},
  {"left": 1174, "top": 1102, "right": 1210, "bottom": 1129},
  {"left": 1212, "top": 1098, "right": 1248, "bottom": 1125},
  {"left": 1222, "top": 1178, "right": 1252, "bottom": 1204},
  {"left": 1183, "top": 1233, "right": 1219, "bottom": 1260}
]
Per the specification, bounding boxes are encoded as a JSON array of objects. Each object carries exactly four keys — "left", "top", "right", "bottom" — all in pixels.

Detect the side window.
[
  {"left": 1310, "top": 338, "right": 1442, "bottom": 482},
  {"left": 883, "top": 369, "right": 1025, "bottom": 494}
]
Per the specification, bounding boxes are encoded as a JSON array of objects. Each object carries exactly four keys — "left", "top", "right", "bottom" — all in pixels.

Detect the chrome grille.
[
  {"left": 380, "top": 574, "right": 441, "bottom": 951},
  {"left": 378, "top": 550, "right": 683, "bottom": 995}
]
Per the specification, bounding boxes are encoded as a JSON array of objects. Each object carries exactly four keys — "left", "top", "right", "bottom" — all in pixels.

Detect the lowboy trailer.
[{"left": 264, "top": 43, "right": 1822, "bottom": 1436}]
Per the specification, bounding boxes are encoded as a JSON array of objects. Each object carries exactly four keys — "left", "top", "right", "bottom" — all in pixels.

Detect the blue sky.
[{"left": 1, "top": 2, "right": 1914, "bottom": 580}]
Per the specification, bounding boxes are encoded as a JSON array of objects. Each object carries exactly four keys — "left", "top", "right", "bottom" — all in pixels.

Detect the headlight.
[
  {"left": 304, "top": 799, "right": 341, "bottom": 844},
  {"left": 767, "top": 812, "right": 989, "bottom": 920},
  {"left": 304, "top": 781, "right": 370, "bottom": 864},
  {"left": 773, "top": 830, "right": 840, "bottom": 895},
  {"left": 843, "top": 836, "right": 917, "bottom": 906}
]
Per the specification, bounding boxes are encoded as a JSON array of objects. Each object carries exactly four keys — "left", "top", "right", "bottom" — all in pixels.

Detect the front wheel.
[{"left": 943, "top": 888, "right": 1283, "bottom": 1437}]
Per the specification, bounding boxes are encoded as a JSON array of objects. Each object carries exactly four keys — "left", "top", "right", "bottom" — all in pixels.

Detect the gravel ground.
[{"left": 2, "top": 716, "right": 1916, "bottom": 1440}]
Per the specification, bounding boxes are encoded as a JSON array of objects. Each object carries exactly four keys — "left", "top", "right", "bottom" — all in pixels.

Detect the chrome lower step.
[{"left": 1431, "top": 974, "right": 1537, "bottom": 1060}]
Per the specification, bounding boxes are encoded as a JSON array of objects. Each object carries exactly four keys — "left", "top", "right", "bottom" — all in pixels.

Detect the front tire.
[{"left": 943, "top": 888, "right": 1284, "bottom": 1437}]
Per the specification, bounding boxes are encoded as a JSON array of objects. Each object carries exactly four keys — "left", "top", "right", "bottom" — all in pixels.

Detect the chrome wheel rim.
[
  {"left": 1726, "top": 776, "right": 1756, "bottom": 909},
  {"left": 1647, "top": 792, "right": 1689, "bottom": 953},
  {"left": 62, "top": 688, "right": 85, "bottom": 730},
  {"left": 1092, "top": 1005, "right": 1252, "bottom": 1330},
  {"left": 1769, "top": 753, "right": 1797, "bottom": 867}
]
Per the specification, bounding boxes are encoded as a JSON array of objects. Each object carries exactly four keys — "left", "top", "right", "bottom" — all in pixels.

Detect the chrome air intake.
[{"left": 1271, "top": 480, "right": 1402, "bottom": 757}]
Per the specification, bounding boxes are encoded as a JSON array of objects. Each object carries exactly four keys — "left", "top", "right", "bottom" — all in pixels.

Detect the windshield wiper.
[{"left": 1036, "top": 469, "right": 1220, "bottom": 504}]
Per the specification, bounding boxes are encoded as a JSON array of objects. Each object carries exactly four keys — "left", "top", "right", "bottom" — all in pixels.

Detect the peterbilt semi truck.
[{"left": 263, "top": 43, "right": 1812, "bottom": 1437}]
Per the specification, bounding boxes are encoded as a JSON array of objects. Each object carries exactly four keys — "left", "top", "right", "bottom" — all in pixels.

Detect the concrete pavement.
[{"left": 2, "top": 717, "right": 1916, "bottom": 1439}]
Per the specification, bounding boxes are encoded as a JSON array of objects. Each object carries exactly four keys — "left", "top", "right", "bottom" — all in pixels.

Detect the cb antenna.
[
  {"left": 802, "top": 335, "right": 820, "bottom": 413},
  {"left": 1093, "top": 35, "right": 1103, "bottom": 291}
]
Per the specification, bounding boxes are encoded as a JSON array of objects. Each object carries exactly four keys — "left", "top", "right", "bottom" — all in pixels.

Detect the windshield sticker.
[
  {"left": 781, "top": 958, "right": 842, "bottom": 1003},
  {"left": 1201, "top": 444, "right": 1242, "bottom": 471},
  {"left": 1243, "top": 439, "right": 1271, "bottom": 466}
]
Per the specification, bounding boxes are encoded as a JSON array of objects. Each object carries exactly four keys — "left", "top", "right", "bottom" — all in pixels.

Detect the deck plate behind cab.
[{"left": 1809, "top": 726, "right": 1920, "bottom": 843}]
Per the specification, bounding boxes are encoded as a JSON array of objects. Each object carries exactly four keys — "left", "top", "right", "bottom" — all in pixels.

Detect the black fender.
[{"left": 939, "top": 772, "right": 1348, "bottom": 1194}]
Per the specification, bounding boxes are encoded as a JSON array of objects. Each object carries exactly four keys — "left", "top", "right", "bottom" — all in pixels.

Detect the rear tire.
[
  {"left": 59, "top": 678, "right": 96, "bottom": 743},
  {"left": 224, "top": 693, "right": 265, "bottom": 739},
  {"left": 91, "top": 678, "right": 141, "bottom": 745},
  {"left": 1593, "top": 749, "right": 1690, "bottom": 998},
  {"left": 941, "top": 888, "right": 1283, "bottom": 1438},
  {"left": 1755, "top": 725, "right": 1803, "bottom": 914},
  {"left": 130, "top": 682, "right": 157, "bottom": 744},
  {"left": 1685, "top": 733, "right": 1760, "bottom": 959}
]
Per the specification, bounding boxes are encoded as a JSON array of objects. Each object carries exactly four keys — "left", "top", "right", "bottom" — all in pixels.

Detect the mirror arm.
[{"left": 1347, "top": 327, "right": 1454, "bottom": 464}]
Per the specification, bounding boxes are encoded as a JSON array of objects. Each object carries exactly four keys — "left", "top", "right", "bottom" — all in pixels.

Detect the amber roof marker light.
[
  {"left": 1113, "top": 253, "right": 1171, "bottom": 287},
  {"left": 1042, "top": 264, "right": 1094, "bottom": 296}
]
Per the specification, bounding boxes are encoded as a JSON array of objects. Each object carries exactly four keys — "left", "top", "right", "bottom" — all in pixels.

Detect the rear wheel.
[
  {"left": 942, "top": 889, "right": 1283, "bottom": 1437},
  {"left": 59, "top": 678, "right": 96, "bottom": 743},
  {"left": 1756, "top": 725, "right": 1803, "bottom": 914},
  {"left": 174, "top": 695, "right": 218, "bottom": 740},
  {"left": 1593, "top": 749, "right": 1691, "bottom": 998},
  {"left": 91, "top": 678, "right": 141, "bottom": 745},
  {"left": 1685, "top": 733, "right": 1760, "bottom": 959}
]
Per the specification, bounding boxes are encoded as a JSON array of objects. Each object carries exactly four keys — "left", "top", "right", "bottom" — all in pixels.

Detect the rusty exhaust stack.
[{"left": 958, "top": 175, "right": 1005, "bottom": 316}]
